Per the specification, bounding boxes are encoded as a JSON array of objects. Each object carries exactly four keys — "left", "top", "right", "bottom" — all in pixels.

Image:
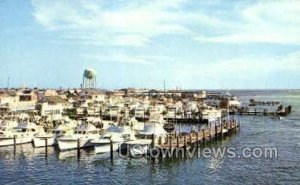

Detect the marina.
[
  {"left": 0, "top": 86, "right": 294, "bottom": 174},
  {"left": 1, "top": 89, "right": 299, "bottom": 185},
  {"left": 0, "top": 86, "right": 289, "bottom": 161},
  {"left": 1, "top": 0, "right": 300, "bottom": 184}
]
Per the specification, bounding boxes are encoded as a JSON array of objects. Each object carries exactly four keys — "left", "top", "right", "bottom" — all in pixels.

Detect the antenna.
[
  {"left": 164, "top": 79, "right": 166, "bottom": 95},
  {"left": 7, "top": 77, "right": 9, "bottom": 89}
]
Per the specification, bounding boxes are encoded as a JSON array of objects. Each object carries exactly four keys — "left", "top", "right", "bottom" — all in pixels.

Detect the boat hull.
[
  {"left": 93, "top": 142, "right": 121, "bottom": 153},
  {"left": 58, "top": 138, "right": 93, "bottom": 151},
  {"left": 0, "top": 136, "right": 33, "bottom": 147},
  {"left": 33, "top": 137, "right": 55, "bottom": 147}
]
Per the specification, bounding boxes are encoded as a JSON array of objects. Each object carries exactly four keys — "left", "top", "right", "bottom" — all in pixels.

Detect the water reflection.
[{"left": 207, "top": 156, "right": 224, "bottom": 172}]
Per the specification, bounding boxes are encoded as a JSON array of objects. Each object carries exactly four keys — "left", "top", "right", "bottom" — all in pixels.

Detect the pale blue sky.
[{"left": 1, "top": 0, "right": 300, "bottom": 89}]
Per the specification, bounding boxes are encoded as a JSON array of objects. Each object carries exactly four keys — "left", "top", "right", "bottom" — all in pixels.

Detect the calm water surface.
[{"left": 0, "top": 90, "right": 300, "bottom": 185}]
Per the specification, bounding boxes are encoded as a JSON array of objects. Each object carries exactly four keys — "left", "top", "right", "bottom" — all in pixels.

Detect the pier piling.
[
  {"left": 202, "top": 129, "right": 206, "bottom": 145},
  {"left": 169, "top": 135, "right": 172, "bottom": 150},
  {"left": 215, "top": 125, "right": 218, "bottom": 141},
  {"left": 13, "top": 135, "right": 16, "bottom": 156},
  {"left": 77, "top": 138, "right": 80, "bottom": 161},
  {"left": 45, "top": 138, "right": 48, "bottom": 158},
  {"left": 196, "top": 132, "right": 199, "bottom": 147},
  {"left": 183, "top": 135, "right": 187, "bottom": 152},
  {"left": 110, "top": 138, "right": 113, "bottom": 162}
]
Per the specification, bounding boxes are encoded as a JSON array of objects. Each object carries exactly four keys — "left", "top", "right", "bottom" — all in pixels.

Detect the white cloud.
[
  {"left": 169, "top": 50, "right": 300, "bottom": 88},
  {"left": 31, "top": 0, "right": 190, "bottom": 46},
  {"left": 195, "top": 1, "right": 300, "bottom": 45},
  {"left": 32, "top": 0, "right": 300, "bottom": 46},
  {"left": 85, "top": 53, "right": 156, "bottom": 65}
]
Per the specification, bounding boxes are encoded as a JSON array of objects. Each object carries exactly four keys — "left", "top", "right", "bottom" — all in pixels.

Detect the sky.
[{"left": 0, "top": 0, "right": 300, "bottom": 90}]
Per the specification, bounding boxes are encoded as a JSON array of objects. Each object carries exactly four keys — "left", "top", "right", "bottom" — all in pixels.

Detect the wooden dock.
[
  {"left": 230, "top": 105, "right": 292, "bottom": 116},
  {"left": 156, "top": 120, "right": 240, "bottom": 150}
]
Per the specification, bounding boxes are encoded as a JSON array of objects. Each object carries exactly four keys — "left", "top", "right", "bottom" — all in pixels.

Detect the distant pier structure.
[{"left": 82, "top": 69, "right": 97, "bottom": 89}]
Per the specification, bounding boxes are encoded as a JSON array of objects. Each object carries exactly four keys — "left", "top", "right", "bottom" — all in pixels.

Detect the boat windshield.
[
  {"left": 15, "top": 128, "right": 27, "bottom": 132},
  {"left": 74, "top": 131, "right": 85, "bottom": 134},
  {"left": 53, "top": 130, "right": 65, "bottom": 134}
]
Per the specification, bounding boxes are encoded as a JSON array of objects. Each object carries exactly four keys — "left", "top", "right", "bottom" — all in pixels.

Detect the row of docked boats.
[{"left": 0, "top": 116, "right": 167, "bottom": 156}]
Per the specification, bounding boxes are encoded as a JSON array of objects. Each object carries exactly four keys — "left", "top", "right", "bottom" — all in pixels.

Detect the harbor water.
[{"left": 0, "top": 90, "right": 299, "bottom": 184}]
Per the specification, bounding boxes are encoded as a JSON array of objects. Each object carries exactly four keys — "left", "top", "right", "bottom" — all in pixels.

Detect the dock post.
[
  {"left": 215, "top": 124, "right": 218, "bottom": 141},
  {"left": 77, "top": 138, "right": 80, "bottom": 161},
  {"left": 151, "top": 134, "right": 155, "bottom": 148},
  {"left": 13, "top": 135, "right": 16, "bottom": 157},
  {"left": 196, "top": 131, "right": 199, "bottom": 147},
  {"left": 189, "top": 133, "right": 192, "bottom": 146},
  {"left": 226, "top": 120, "right": 229, "bottom": 130},
  {"left": 184, "top": 135, "right": 187, "bottom": 151},
  {"left": 220, "top": 122, "right": 223, "bottom": 140},
  {"left": 45, "top": 138, "right": 48, "bottom": 158},
  {"left": 202, "top": 129, "right": 206, "bottom": 145},
  {"left": 176, "top": 136, "right": 179, "bottom": 148},
  {"left": 208, "top": 127, "right": 211, "bottom": 142},
  {"left": 110, "top": 138, "right": 113, "bottom": 162},
  {"left": 169, "top": 135, "right": 172, "bottom": 150},
  {"left": 234, "top": 120, "right": 237, "bottom": 133},
  {"left": 151, "top": 134, "right": 156, "bottom": 163}
]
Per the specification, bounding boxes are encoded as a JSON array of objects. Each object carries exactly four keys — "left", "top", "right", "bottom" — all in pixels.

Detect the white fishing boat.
[
  {"left": 199, "top": 108, "right": 222, "bottom": 123},
  {"left": 91, "top": 125, "right": 136, "bottom": 154},
  {"left": 57, "top": 123, "right": 99, "bottom": 151},
  {"left": 125, "top": 117, "right": 167, "bottom": 157},
  {"left": 0, "top": 122, "right": 45, "bottom": 147},
  {"left": 33, "top": 122, "right": 76, "bottom": 147},
  {"left": 0, "top": 120, "right": 18, "bottom": 135}
]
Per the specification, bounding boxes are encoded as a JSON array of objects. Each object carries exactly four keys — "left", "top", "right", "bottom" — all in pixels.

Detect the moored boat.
[
  {"left": 125, "top": 116, "right": 167, "bottom": 157},
  {"left": 57, "top": 122, "right": 99, "bottom": 151},
  {"left": 0, "top": 122, "right": 45, "bottom": 147},
  {"left": 33, "top": 121, "right": 77, "bottom": 147},
  {"left": 91, "top": 125, "right": 136, "bottom": 154}
]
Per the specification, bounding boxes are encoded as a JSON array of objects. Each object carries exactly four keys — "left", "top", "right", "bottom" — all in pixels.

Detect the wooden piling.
[
  {"left": 215, "top": 124, "right": 218, "bottom": 140},
  {"left": 226, "top": 121, "right": 229, "bottom": 130},
  {"left": 234, "top": 121, "right": 237, "bottom": 133},
  {"left": 208, "top": 127, "right": 211, "bottom": 142},
  {"left": 196, "top": 131, "right": 199, "bottom": 147},
  {"left": 183, "top": 135, "right": 187, "bottom": 151},
  {"left": 202, "top": 129, "right": 206, "bottom": 145},
  {"left": 110, "top": 138, "right": 113, "bottom": 161},
  {"left": 45, "top": 138, "right": 48, "bottom": 157},
  {"left": 13, "top": 135, "right": 16, "bottom": 156},
  {"left": 169, "top": 135, "right": 172, "bottom": 150},
  {"left": 176, "top": 136, "right": 179, "bottom": 148},
  {"left": 151, "top": 134, "right": 156, "bottom": 163},
  {"left": 77, "top": 138, "right": 80, "bottom": 160},
  {"left": 221, "top": 122, "right": 224, "bottom": 139},
  {"left": 151, "top": 134, "right": 155, "bottom": 148}
]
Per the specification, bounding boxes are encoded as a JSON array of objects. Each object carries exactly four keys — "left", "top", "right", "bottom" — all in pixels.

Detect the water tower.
[{"left": 82, "top": 69, "right": 97, "bottom": 88}]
